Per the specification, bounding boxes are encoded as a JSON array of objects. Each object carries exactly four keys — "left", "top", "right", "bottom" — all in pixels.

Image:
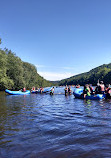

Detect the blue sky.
[{"left": 0, "top": 0, "right": 111, "bottom": 80}]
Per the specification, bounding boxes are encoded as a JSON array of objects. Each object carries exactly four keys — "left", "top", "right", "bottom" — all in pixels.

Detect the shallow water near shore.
[{"left": 0, "top": 87, "right": 111, "bottom": 158}]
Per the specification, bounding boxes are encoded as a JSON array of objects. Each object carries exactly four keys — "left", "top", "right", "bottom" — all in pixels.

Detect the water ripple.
[{"left": 0, "top": 88, "right": 111, "bottom": 157}]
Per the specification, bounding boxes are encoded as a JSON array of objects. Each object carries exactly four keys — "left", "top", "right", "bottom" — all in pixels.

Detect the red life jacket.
[
  {"left": 105, "top": 88, "right": 110, "bottom": 94},
  {"left": 23, "top": 88, "right": 26, "bottom": 92}
]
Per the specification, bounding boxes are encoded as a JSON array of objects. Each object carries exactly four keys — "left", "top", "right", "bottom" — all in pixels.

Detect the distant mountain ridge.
[{"left": 59, "top": 63, "right": 111, "bottom": 86}]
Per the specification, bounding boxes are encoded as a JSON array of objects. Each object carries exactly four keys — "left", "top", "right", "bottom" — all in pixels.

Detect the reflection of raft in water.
[
  {"left": 51, "top": 92, "right": 72, "bottom": 95},
  {"left": 5, "top": 89, "right": 30, "bottom": 95},
  {"left": 73, "top": 88, "right": 105, "bottom": 100}
]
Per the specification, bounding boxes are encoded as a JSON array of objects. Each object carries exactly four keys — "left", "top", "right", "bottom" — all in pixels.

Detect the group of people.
[
  {"left": 21, "top": 81, "right": 111, "bottom": 99},
  {"left": 64, "top": 81, "right": 111, "bottom": 98},
  {"left": 19, "top": 87, "right": 26, "bottom": 92},
  {"left": 65, "top": 85, "right": 72, "bottom": 96},
  {"left": 31, "top": 86, "right": 44, "bottom": 93},
  {"left": 81, "top": 81, "right": 111, "bottom": 98},
  {"left": 31, "top": 86, "right": 55, "bottom": 95}
]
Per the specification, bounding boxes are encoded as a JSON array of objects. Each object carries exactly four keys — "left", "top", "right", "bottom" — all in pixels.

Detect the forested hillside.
[
  {"left": 1, "top": 38, "right": 111, "bottom": 89},
  {"left": 0, "top": 39, "right": 51, "bottom": 90},
  {"left": 59, "top": 64, "right": 111, "bottom": 86}
]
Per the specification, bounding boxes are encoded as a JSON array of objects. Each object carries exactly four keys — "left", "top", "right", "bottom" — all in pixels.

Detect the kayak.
[
  {"left": 5, "top": 89, "right": 30, "bottom": 95},
  {"left": 73, "top": 88, "right": 105, "bottom": 100},
  {"left": 31, "top": 87, "right": 53, "bottom": 94}
]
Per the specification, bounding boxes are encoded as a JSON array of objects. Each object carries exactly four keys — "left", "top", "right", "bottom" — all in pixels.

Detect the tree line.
[{"left": 0, "top": 40, "right": 52, "bottom": 90}]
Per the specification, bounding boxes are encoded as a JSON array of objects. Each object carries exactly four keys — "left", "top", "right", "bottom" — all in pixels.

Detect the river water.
[{"left": 0, "top": 87, "right": 111, "bottom": 158}]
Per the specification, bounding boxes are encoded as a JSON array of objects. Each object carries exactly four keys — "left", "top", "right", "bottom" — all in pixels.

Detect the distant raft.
[
  {"left": 31, "top": 87, "right": 53, "bottom": 94},
  {"left": 5, "top": 89, "right": 30, "bottom": 95},
  {"left": 73, "top": 88, "right": 105, "bottom": 100}
]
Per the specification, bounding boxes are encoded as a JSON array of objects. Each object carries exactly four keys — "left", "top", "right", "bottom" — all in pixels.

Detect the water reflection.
[
  {"left": 99, "top": 99, "right": 105, "bottom": 106},
  {"left": 83, "top": 100, "right": 93, "bottom": 117},
  {"left": 84, "top": 99, "right": 92, "bottom": 107}
]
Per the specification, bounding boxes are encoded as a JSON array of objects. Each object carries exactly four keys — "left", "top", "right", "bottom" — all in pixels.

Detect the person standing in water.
[
  {"left": 65, "top": 85, "right": 68, "bottom": 96},
  {"left": 68, "top": 86, "right": 72, "bottom": 95},
  {"left": 50, "top": 87, "right": 55, "bottom": 95}
]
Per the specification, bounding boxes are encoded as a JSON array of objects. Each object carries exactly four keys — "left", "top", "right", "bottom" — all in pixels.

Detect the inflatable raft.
[
  {"left": 5, "top": 89, "right": 30, "bottom": 95},
  {"left": 73, "top": 88, "right": 105, "bottom": 100}
]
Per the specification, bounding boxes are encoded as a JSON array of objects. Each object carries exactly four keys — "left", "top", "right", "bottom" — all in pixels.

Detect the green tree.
[
  {"left": 0, "top": 50, "right": 14, "bottom": 90},
  {"left": 7, "top": 51, "right": 25, "bottom": 89},
  {"left": 0, "top": 38, "right": 53, "bottom": 90}
]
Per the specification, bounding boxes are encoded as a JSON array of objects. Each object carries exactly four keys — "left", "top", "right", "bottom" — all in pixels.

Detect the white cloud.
[
  {"left": 35, "top": 64, "right": 45, "bottom": 68},
  {"left": 35, "top": 64, "right": 76, "bottom": 80},
  {"left": 36, "top": 65, "right": 75, "bottom": 70},
  {"left": 38, "top": 71, "right": 75, "bottom": 81},
  {"left": 62, "top": 67, "right": 75, "bottom": 70}
]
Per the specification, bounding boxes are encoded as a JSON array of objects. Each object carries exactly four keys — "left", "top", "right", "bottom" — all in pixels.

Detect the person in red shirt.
[
  {"left": 32, "top": 86, "right": 35, "bottom": 91},
  {"left": 23, "top": 87, "right": 26, "bottom": 92},
  {"left": 105, "top": 84, "right": 111, "bottom": 99},
  {"left": 40, "top": 87, "right": 44, "bottom": 93}
]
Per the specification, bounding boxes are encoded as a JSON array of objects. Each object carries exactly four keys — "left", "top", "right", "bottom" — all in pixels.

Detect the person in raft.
[
  {"left": 40, "top": 87, "right": 44, "bottom": 93},
  {"left": 105, "top": 84, "right": 111, "bottom": 99},
  {"left": 31, "top": 86, "right": 35, "bottom": 91},
  {"left": 76, "top": 84, "right": 80, "bottom": 88},
  {"left": 65, "top": 85, "right": 68, "bottom": 96},
  {"left": 50, "top": 87, "right": 55, "bottom": 95},
  {"left": 89, "top": 84, "right": 94, "bottom": 95},
  {"left": 23, "top": 87, "right": 26, "bottom": 92},
  {"left": 83, "top": 84, "right": 91, "bottom": 98},
  {"left": 99, "top": 81, "right": 105, "bottom": 94},
  {"left": 95, "top": 83, "right": 100, "bottom": 94}
]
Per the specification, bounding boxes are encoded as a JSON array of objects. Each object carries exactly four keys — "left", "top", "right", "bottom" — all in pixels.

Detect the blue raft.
[
  {"left": 73, "top": 88, "right": 105, "bottom": 100},
  {"left": 5, "top": 89, "right": 30, "bottom": 95}
]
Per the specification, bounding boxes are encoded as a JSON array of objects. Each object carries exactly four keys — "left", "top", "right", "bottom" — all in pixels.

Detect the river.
[{"left": 0, "top": 87, "right": 111, "bottom": 158}]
